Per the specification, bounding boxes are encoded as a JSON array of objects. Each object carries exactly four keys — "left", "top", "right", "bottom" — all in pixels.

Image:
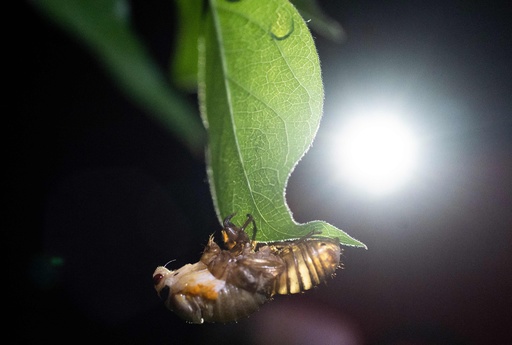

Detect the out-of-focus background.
[{"left": 13, "top": 1, "right": 511, "bottom": 344}]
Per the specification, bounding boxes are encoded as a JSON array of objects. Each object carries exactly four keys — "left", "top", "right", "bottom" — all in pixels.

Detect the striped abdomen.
[{"left": 268, "top": 237, "right": 341, "bottom": 295}]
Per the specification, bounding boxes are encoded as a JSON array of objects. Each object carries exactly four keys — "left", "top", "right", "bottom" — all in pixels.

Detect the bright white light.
[{"left": 333, "top": 114, "right": 418, "bottom": 196}]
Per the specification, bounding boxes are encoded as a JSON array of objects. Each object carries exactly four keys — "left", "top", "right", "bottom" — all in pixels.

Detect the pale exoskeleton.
[{"left": 153, "top": 262, "right": 270, "bottom": 324}]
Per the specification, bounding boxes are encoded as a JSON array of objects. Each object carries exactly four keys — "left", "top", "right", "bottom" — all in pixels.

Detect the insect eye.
[{"left": 153, "top": 273, "right": 164, "bottom": 286}]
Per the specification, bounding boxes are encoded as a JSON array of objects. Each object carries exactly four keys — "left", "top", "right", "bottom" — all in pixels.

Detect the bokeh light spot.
[{"left": 331, "top": 114, "right": 418, "bottom": 196}]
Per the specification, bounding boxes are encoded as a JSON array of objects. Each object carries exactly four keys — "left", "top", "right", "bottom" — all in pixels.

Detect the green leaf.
[
  {"left": 170, "top": 0, "right": 203, "bottom": 91},
  {"left": 200, "top": 0, "right": 365, "bottom": 248},
  {"left": 31, "top": 0, "right": 205, "bottom": 155}
]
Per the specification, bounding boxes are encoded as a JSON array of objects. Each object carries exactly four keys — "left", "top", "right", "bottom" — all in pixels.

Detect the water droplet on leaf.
[{"left": 270, "top": 6, "right": 294, "bottom": 40}]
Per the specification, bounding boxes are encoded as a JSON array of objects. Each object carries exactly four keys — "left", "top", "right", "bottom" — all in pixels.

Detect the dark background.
[{"left": 13, "top": 0, "right": 511, "bottom": 344}]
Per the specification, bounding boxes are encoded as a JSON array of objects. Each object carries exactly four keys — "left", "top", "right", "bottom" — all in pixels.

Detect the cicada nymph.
[
  {"left": 152, "top": 214, "right": 284, "bottom": 324},
  {"left": 211, "top": 218, "right": 342, "bottom": 296}
]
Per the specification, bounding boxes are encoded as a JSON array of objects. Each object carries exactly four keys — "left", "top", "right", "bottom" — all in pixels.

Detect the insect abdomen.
[
  {"left": 200, "top": 286, "right": 267, "bottom": 323},
  {"left": 271, "top": 238, "right": 341, "bottom": 295},
  {"left": 167, "top": 282, "right": 267, "bottom": 323}
]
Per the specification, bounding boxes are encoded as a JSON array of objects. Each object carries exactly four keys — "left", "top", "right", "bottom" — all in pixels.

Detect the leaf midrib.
[{"left": 210, "top": 0, "right": 258, "bottom": 218}]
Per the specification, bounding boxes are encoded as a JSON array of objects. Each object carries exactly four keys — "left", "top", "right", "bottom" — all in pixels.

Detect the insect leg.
[
  {"left": 223, "top": 213, "right": 237, "bottom": 229},
  {"left": 242, "top": 214, "right": 258, "bottom": 243},
  {"left": 296, "top": 229, "right": 323, "bottom": 242}
]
